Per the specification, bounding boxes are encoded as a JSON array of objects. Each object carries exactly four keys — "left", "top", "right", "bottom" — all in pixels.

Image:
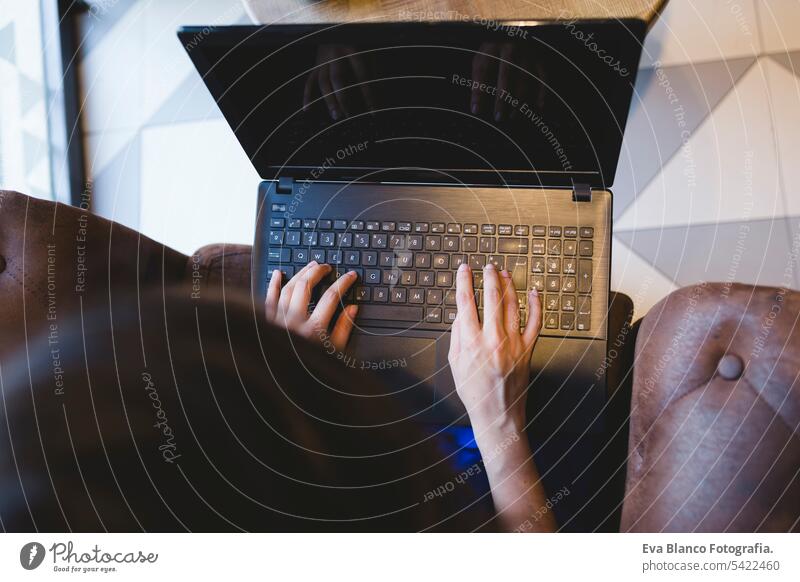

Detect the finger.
[
  {"left": 303, "top": 70, "right": 318, "bottom": 111},
  {"left": 500, "top": 269, "right": 521, "bottom": 338},
  {"left": 308, "top": 270, "right": 358, "bottom": 332},
  {"left": 522, "top": 288, "right": 543, "bottom": 350},
  {"left": 317, "top": 66, "right": 340, "bottom": 120},
  {"left": 288, "top": 263, "right": 332, "bottom": 322},
  {"left": 471, "top": 43, "right": 497, "bottom": 115},
  {"left": 448, "top": 317, "right": 461, "bottom": 364},
  {"left": 454, "top": 263, "right": 480, "bottom": 334},
  {"left": 482, "top": 263, "right": 505, "bottom": 336},
  {"left": 349, "top": 55, "right": 376, "bottom": 110},
  {"left": 278, "top": 261, "right": 318, "bottom": 315},
  {"left": 329, "top": 61, "right": 354, "bottom": 117},
  {"left": 264, "top": 269, "right": 282, "bottom": 320},
  {"left": 330, "top": 304, "right": 359, "bottom": 352}
]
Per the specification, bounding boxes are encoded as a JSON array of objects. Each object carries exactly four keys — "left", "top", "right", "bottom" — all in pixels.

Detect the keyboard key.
[
  {"left": 545, "top": 312, "right": 559, "bottom": 329},
  {"left": 436, "top": 271, "right": 453, "bottom": 287},
  {"left": 396, "top": 252, "right": 413, "bottom": 268},
  {"left": 506, "top": 256, "right": 528, "bottom": 290},
  {"left": 564, "top": 226, "right": 578, "bottom": 238},
  {"left": 379, "top": 252, "right": 395, "bottom": 267},
  {"left": 270, "top": 218, "right": 285, "bottom": 228},
  {"left": 354, "top": 233, "right": 370, "bottom": 248},
  {"left": 545, "top": 294, "right": 559, "bottom": 310},
  {"left": 391, "top": 288, "right": 407, "bottom": 303},
  {"left": 451, "top": 254, "right": 467, "bottom": 269},
  {"left": 577, "top": 295, "right": 592, "bottom": 315},
  {"left": 407, "top": 235, "right": 423, "bottom": 250},
  {"left": 578, "top": 259, "right": 592, "bottom": 293},
  {"left": 498, "top": 224, "right": 513, "bottom": 235},
  {"left": 336, "top": 233, "right": 352, "bottom": 247},
  {"left": 464, "top": 224, "right": 478, "bottom": 234},
  {"left": 414, "top": 222, "right": 429, "bottom": 233},
  {"left": 563, "top": 258, "right": 576, "bottom": 274},
  {"left": 462, "top": 237, "right": 478, "bottom": 252},
  {"left": 389, "top": 234, "right": 405, "bottom": 249},
  {"left": 481, "top": 224, "right": 496, "bottom": 235},
  {"left": 303, "top": 219, "right": 316, "bottom": 229},
  {"left": 579, "top": 240, "right": 594, "bottom": 256},
  {"left": 398, "top": 222, "right": 412, "bottom": 232},
  {"left": 364, "top": 269, "right": 381, "bottom": 284},
  {"left": 469, "top": 255, "right": 487, "bottom": 269},
  {"left": 361, "top": 251, "right": 377, "bottom": 266},
  {"left": 268, "top": 248, "right": 291, "bottom": 262},
  {"left": 355, "top": 287, "right": 370, "bottom": 302},
  {"left": 286, "top": 231, "right": 301, "bottom": 246},
  {"left": 473, "top": 271, "right": 484, "bottom": 289},
  {"left": 547, "top": 239, "right": 562, "bottom": 255},
  {"left": 560, "top": 313, "right": 575, "bottom": 330},
  {"left": 288, "top": 218, "right": 302, "bottom": 229},
  {"left": 350, "top": 220, "right": 364, "bottom": 230},
  {"left": 532, "top": 239, "right": 546, "bottom": 255},
  {"left": 310, "top": 249, "right": 326, "bottom": 263},
  {"left": 433, "top": 254, "right": 449, "bottom": 269},
  {"left": 447, "top": 223, "right": 461, "bottom": 234},
  {"left": 267, "top": 264, "right": 294, "bottom": 279},
  {"left": 514, "top": 225, "right": 530, "bottom": 236},
  {"left": 419, "top": 271, "right": 435, "bottom": 286},
  {"left": 426, "top": 289, "right": 443, "bottom": 305},
  {"left": 272, "top": 204, "right": 286, "bottom": 212},
  {"left": 292, "top": 248, "right": 309, "bottom": 263},
  {"left": 443, "top": 236, "right": 460, "bottom": 251},
  {"left": 531, "top": 258, "right": 545, "bottom": 273},
  {"left": 563, "top": 240, "right": 577, "bottom": 256},
  {"left": 487, "top": 255, "right": 505, "bottom": 270},
  {"left": 562, "top": 276, "right": 577, "bottom": 293},
  {"left": 580, "top": 227, "right": 594, "bottom": 238},
  {"left": 320, "top": 232, "right": 335, "bottom": 247},
  {"left": 327, "top": 250, "right": 342, "bottom": 264},
  {"left": 444, "top": 290, "right": 457, "bottom": 305},
  {"left": 302, "top": 232, "right": 317, "bottom": 246},
  {"left": 529, "top": 275, "right": 544, "bottom": 291},
  {"left": 409, "top": 289, "right": 425, "bottom": 304},
  {"left": 425, "top": 235, "right": 441, "bottom": 251},
  {"left": 400, "top": 271, "right": 416, "bottom": 286},
  {"left": 269, "top": 231, "right": 284, "bottom": 245},
  {"left": 366, "top": 221, "right": 380, "bottom": 231},
  {"left": 576, "top": 314, "right": 591, "bottom": 331},
  {"left": 318, "top": 219, "right": 332, "bottom": 229},
  {"left": 431, "top": 223, "right": 446, "bottom": 233},
  {"left": 497, "top": 237, "right": 529, "bottom": 254},
  {"left": 373, "top": 287, "right": 389, "bottom": 302},
  {"left": 358, "top": 304, "right": 423, "bottom": 322},
  {"left": 334, "top": 219, "right": 348, "bottom": 230},
  {"left": 561, "top": 295, "right": 576, "bottom": 312},
  {"left": 546, "top": 258, "right": 560, "bottom": 273},
  {"left": 479, "top": 237, "right": 496, "bottom": 253},
  {"left": 445, "top": 308, "right": 458, "bottom": 323},
  {"left": 382, "top": 270, "right": 400, "bottom": 285},
  {"left": 532, "top": 225, "right": 547, "bottom": 236},
  {"left": 549, "top": 226, "right": 562, "bottom": 237},
  {"left": 415, "top": 253, "right": 431, "bottom": 268},
  {"left": 371, "top": 234, "right": 388, "bottom": 248},
  {"left": 546, "top": 276, "right": 560, "bottom": 292},
  {"left": 425, "top": 308, "right": 442, "bottom": 323},
  {"left": 381, "top": 221, "right": 396, "bottom": 231}
]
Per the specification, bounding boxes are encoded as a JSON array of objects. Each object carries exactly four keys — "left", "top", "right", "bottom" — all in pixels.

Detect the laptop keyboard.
[{"left": 266, "top": 213, "right": 594, "bottom": 335}]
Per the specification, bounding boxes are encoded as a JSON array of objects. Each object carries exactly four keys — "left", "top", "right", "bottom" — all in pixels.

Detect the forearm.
[{"left": 472, "top": 422, "right": 556, "bottom": 533}]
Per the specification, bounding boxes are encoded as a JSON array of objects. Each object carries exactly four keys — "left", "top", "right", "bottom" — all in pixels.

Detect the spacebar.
[{"left": 356, "top": 305, "right": 423, "bottom": 322}]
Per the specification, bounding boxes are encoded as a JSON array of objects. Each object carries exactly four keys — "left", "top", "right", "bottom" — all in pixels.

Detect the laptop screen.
[{"left": 180, "top": 20, "right": 645, "bottom": 187}]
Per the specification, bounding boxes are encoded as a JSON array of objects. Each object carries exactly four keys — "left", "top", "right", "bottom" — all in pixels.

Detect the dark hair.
[{"left": 0, "top": 286, "right": 493, "bottom": 531}]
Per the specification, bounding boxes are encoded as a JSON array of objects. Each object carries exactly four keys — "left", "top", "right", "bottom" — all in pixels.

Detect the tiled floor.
[{"left": 77, "top": 0, "right": 800, "bottom": 319}]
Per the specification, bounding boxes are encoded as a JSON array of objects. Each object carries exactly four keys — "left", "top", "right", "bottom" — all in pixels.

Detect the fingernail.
[
  {"left": 531, "top": 288, "right": 539, "bottom": 297},
  {"left": 458, "top": 263, "right": 469, "bottom": 272},
  {"left": 309, "top": 260, "right": 318, "bottom": 267},
  {"left": 501, "top": 269, "right": 510, "bottom": 278},
  {"left": 271, "top": 269, "right": 279, "bottom": 279},
  {"left": 485, "top": 263, "right": 495, "bottom": 271},
  {"left": 348, "top": 270, "right": 358, "bottom": 277}
]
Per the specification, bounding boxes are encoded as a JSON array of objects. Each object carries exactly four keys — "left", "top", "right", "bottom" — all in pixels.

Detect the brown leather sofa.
[{"left": 0, "top": 189, "right": 797, "bottom": 531}]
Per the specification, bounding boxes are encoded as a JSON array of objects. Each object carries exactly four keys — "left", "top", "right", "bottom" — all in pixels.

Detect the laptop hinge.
[
  {"left": 572, "top": 182, "right": 592, "bottom": 203},
  {"left": 276, "top": 176, "right": 294, "bottom": 194}
]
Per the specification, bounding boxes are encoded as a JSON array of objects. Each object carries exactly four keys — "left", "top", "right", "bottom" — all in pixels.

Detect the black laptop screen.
[{"left": 180, "top": 21, "right": 645, "bottom": 187}]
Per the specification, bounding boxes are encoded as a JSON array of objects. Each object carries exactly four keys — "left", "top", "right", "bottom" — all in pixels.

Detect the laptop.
[{"left": 180, "top": 20, "right": 646, "bottom": 428}]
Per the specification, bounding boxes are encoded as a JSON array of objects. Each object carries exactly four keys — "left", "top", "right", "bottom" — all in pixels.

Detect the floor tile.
[
  {"left": 616, "top": 217, "right": 800, "bottom": 291},
  {"left": 610, "top": 235, "right": 679, "bottom": 320},
  {"left": 614, "top": 57, "right": 753, "bottom": 219},
  {"left": 757, "top": 0, "right": 800, "bottom": 54},
  {"left": 641, "top": 0, "right": 760, "bottom": 68},
  {"left": 617, "top": 60, "right": 783, "bottom": 231}
]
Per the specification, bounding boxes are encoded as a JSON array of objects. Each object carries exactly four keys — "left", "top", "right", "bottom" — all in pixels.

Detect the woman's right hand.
[{"left": 447, "top": 262, "right": 542, "bottom": 434}]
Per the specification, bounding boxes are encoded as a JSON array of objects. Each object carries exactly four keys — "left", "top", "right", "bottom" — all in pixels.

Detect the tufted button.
[
  {"left": 717, "top": 354, "right": 744, "bottom": 380},
  {"left": 0, "top": 255, "right": 5, "bottom": 274}
]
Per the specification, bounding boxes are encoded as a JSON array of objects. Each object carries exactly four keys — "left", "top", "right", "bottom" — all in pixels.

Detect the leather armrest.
[{"left": 621, "top": 283, "right": 800, "bottom": 532}]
